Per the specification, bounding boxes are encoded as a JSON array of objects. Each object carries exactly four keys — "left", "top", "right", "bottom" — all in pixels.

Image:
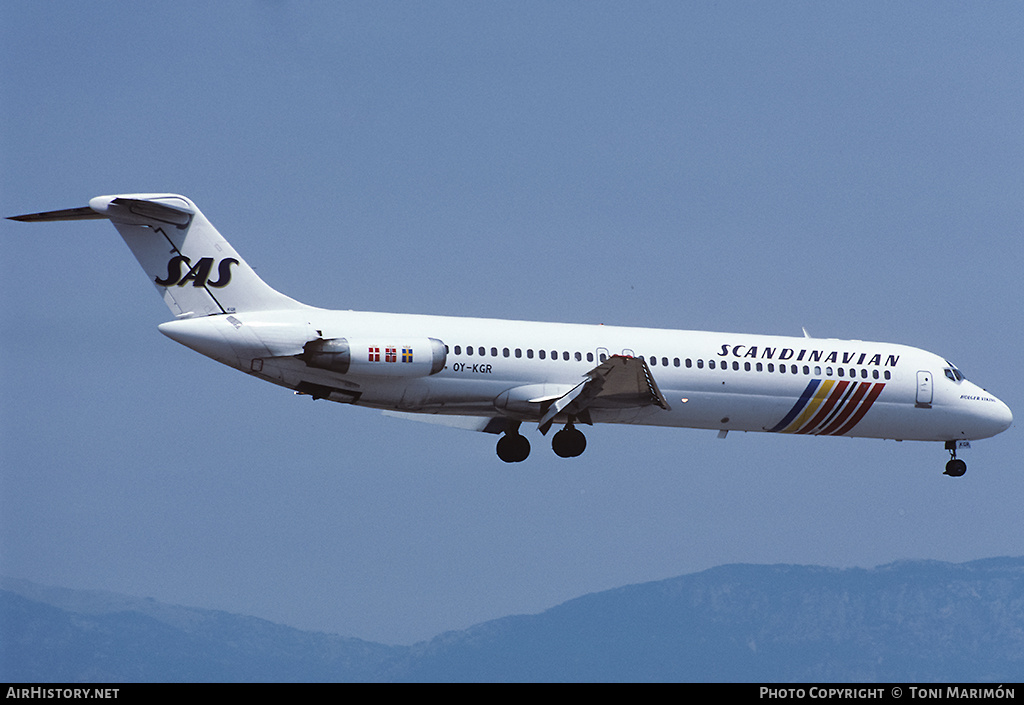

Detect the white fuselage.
[
  {"left": 159, "top": 306, "right": 1013, "bottom": 444},
  {"left": 10, "top": 192, "right": 1011, "bottom": 463}
]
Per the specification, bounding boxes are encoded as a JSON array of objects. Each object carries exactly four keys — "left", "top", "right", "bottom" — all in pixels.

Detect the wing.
[
  {"left": 537, "top": 355, "right": 671, "bottom": 433},
  {"left": 382, "top": 410, "right": 511, "bottom": 434}
]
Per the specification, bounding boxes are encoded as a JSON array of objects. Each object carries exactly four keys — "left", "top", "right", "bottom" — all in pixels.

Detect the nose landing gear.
[{"left": 943, "top": 440, "right": 967, "bottom": 477}]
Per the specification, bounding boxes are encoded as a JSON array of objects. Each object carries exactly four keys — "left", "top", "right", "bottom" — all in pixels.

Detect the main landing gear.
[
  {"left": 943, "top": 440, "right": 967, "bottom": 477},
  {"left": 551, "top": 423, "right": 587, "bottom": 458},
  {"left": 496, "top": 425, "right": 531, "bottom": 463},
  {"left": 495, "top": 421, "right": 588, "bottom": 462}
]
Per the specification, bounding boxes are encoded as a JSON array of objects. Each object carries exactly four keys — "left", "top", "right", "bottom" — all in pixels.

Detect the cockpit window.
[{"left": 944, "top": 361, "right": 964, "bottom": 382}]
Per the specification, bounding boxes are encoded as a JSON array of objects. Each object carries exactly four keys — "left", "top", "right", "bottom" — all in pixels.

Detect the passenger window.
[
  {"left": 674, "top": 358, "right": 680, "bottom": 367},
  {"left": 479, "top": 347, "right": 485, "bottom": 357},
  {"left": 515, "top": 348, "right": 522, "bottom": 358},
  {"left": 454, "top": 345, "right": 462, "bottom": 355},
  {"left": 587, "top": 352, "right": 594, "bottom": 362},
  {"left": 873, "top": 369, "right": 879, "bottom": 379},
  {"left": 686, "top": 358, "right": 692, "bottom": 368},
  {"left": 539, "top": 350, "right": 546, "bottom": 360},
  {"left": 697, "top": 359, "right": 704, "bottom": 369},
  {"left": 837, "top": 368, "right": 843, "bottom": 377},
  {"left": 732, "top": 361, "right": 739, "bottom": 371},
  {"left": 527, "top": 349, "right": 534, "bottom": 359},
  {"left": 491, "top": 347, "right": 498, "bottom": 357},
  {"left": 744, "top": 362, "right": 751, "bottom": 371},
  {"left": 709, "top": 360, "right": 716, "bottom": 370},
  {"left": 884, "top": 370, "right": 891, "bottom": 380},
  {"left": 563, "top": 351, "right": 570, "bottom": 361},
  {"left": 503, "top": 347, "right": 510, "bottom": 358},
  {"left": 756, "top": 362, "right": 763, "bottom": 372},
  {"left": 803, "top": 365, "right": 809, "bottom": 375}
]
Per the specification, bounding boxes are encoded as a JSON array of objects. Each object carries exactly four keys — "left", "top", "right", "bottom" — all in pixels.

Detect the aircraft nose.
[
  {"left": 993, "top": 397, "right": 1013, "bottom": 434},
  {"left": 953, "top": 381, "right": 1013, "bottom": 440},
  {"left": 970, "top": 390, "right": 1013, "bottom": 439}
]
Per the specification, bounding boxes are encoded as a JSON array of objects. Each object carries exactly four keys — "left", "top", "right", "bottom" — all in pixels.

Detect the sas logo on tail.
[{"left": 156, "top": 256, "right": 239, "bottom": 288}]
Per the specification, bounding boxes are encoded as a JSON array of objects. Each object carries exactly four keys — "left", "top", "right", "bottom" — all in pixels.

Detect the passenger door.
[{"left": 916, "top": 370, "right": 933, "bottom": 408}]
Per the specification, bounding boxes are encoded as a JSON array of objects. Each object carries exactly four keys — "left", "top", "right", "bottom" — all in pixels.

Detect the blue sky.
[{"left": 2, "top": 2, "right": 1021, "bottom": 645}]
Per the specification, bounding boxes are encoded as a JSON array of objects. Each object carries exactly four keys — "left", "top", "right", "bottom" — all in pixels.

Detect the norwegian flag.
[{"left": 385, "top": 346, "right": 397, "bottom": 363}]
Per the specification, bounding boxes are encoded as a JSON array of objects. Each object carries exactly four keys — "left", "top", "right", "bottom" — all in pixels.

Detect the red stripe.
[
  {"left": 818, "top": 382, "right": 870, "bottom": 436},
  {"left": 817, "top": 381, "right": 859, "bottom": 430},
  {"left": 795, "top": 380, "right": 849, "bottom": 434},
  {"left": 831, "top": 383, "right": 886, "bottom": 436}
]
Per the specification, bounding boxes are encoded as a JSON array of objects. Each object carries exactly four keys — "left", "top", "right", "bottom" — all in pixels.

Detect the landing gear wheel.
[
  {"left": 552, "top": 426, "right": 587, "bottom": 458},
  {"left": 943, "top": 441, "right": 967, "bottom": 477},
  {"left": 496, "top": 433, "right": 531, "bottom": 463},
  {"left": 944, "top": 458, "right": 967, "bottom": 477}
]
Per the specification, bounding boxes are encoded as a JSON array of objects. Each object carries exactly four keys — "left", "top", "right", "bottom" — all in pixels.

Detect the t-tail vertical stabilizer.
[{"left": 9, "top": 193, "right": 307, "bottom": 317}]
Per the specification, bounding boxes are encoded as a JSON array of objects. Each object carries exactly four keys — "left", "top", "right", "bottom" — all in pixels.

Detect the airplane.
[{"left": 9, "top": 193, "right": 1013, "bottom": 474}]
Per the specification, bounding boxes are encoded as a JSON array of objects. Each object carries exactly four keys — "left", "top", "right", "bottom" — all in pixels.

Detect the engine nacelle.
[{"left": 300, "top": 337, "right": 446, "bottom": 377}]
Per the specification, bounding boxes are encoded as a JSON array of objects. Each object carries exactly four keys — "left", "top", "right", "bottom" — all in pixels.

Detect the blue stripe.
[{"left": 768, "top": 379, "right": 821, "bottom": 432}]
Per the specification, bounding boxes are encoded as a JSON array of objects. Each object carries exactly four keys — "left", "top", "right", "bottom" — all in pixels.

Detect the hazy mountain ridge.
[
  {"left": 0, "top": 579, "right": 398, "bottom": 682},
  {"left": 3, "top": 558, "right": 1023, "bottom": 682}
]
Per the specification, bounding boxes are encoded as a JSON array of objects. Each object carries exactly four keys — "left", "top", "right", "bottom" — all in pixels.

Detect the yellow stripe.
[{"left": 783, "top": 379, "right": 835, "bottom": 433}]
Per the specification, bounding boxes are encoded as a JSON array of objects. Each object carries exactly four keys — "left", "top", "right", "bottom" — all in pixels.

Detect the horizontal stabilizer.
[
  {"left": 8, "top": 193, "right": 306, "bottom": 317},
  {"left": 89, "top": 195, "right": 194, "bottom": 227},
  {"left": 8, "top": 196, "right": 194, "bottom": 227},
  {"left": 8, "top": 206, "right": 105, "bottom": 222}
]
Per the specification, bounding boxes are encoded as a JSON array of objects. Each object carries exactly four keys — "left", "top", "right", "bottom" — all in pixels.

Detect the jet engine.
[{"left": 300, "top": 337, "right": 446, "bottom": 377}]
